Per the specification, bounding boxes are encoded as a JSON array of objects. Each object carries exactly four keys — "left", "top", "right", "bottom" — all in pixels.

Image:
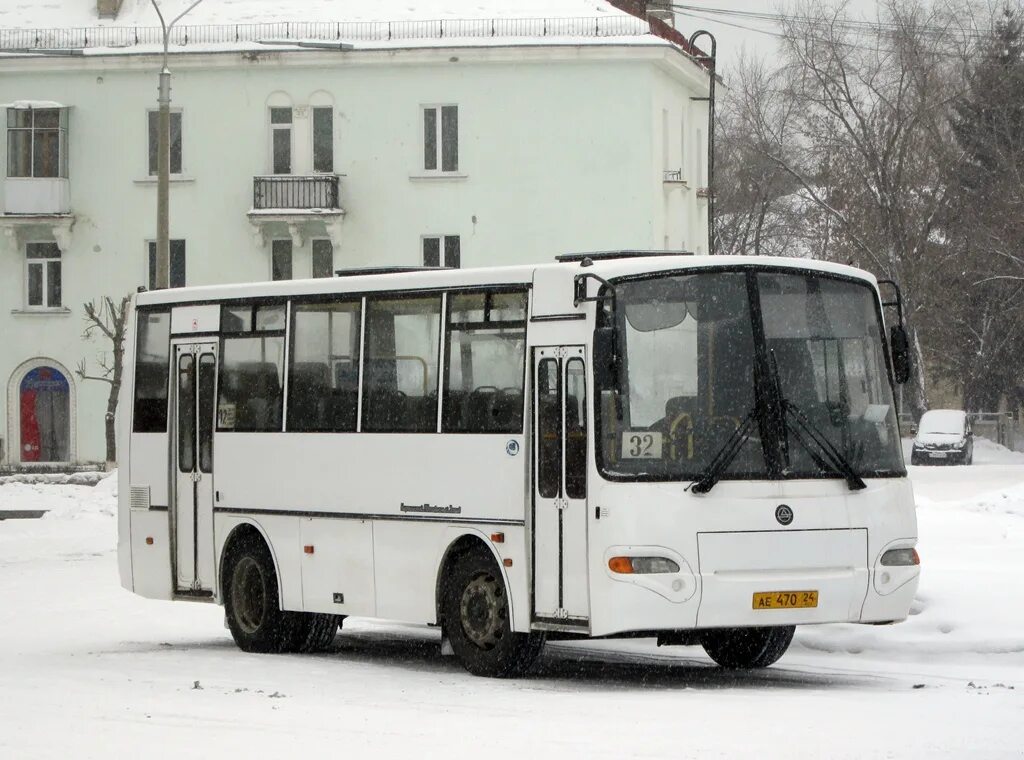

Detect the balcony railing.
[{"left": 252, "top": 175, "right": 340, "bottom": 211}]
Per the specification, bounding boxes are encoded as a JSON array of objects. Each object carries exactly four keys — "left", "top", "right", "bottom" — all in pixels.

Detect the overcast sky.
[{"left": 671, "top": 0, "right": 878, "bottom": 75}]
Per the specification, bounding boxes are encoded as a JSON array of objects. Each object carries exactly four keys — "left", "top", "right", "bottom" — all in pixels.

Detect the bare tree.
[
  {"left": 77, "top": 295, "right": 131, "bottom": 466},
  {"left": 751, "top": 0, "right": 973, "bottom": 416}
]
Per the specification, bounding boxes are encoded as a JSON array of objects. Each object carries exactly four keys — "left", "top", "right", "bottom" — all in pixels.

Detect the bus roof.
[{"left": 134, "top": 254, "right": 879, "bottom": 307}]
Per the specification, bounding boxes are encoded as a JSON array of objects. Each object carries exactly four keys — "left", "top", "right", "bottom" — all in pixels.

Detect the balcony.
[
  {"left": 248, "top": 174, "right": 345, "bottom": 250},
  {"left": 252, "top": 174, "right": 340, "bottom": 211}
]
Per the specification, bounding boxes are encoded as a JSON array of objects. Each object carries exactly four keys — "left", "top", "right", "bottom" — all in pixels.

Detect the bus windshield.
[{"left": 599, "top": 269, "right": 904, "bottom": 482}]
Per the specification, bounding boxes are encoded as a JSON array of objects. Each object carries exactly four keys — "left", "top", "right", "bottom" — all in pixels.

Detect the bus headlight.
[
  {"left": 608, "top": 556, "right": 680, "bottom": 574},
  {"left": 879, "top": 547, "right": 920, "bottom": 566}
]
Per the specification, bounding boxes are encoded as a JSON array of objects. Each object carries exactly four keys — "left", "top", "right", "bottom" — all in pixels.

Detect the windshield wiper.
[
  {"left": 781, "top": 399, "right": 867, "bottom": 491},
  {"left": 689, "top": 406, "right": 758, "bottom": 494}
]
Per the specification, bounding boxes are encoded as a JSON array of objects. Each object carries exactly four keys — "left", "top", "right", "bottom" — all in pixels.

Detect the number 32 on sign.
[{"left": 621, "top": 431, "right": 663, "bottom": 459}]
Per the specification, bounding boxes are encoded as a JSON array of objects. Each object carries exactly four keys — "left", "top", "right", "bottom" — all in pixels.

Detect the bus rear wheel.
[
  {"left": 700, "top": 626, "right": 795, "bottom": 669},
  {"left": 443, "top": 549, "right": 544, "bottom": 678},
  {"left": 224, "top": 534, "right": 299, "bottom": 653}
]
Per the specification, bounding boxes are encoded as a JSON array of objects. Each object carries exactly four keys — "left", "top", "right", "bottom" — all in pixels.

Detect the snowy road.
[{"left": 1, "top": 446, "right": 1023, "bottom": 759}]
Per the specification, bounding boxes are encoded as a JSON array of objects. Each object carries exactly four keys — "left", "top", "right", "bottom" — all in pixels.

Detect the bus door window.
[
  {"left": 565, "top": 358, "right": 587, "bottom": 499},
  {"left": 537, "top": 358, "right": 561, "bottom": 498},
  {"left": 197, "top": 353, "right": 216, "bottom": 473},
  {"left": 177, "top": 354, "right": 195, "bottom": 472}
]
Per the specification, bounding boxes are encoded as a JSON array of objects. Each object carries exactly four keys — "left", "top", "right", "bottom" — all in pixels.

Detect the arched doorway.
[{"left": 7, "top": 359, "right": 76, "bottom": 464}]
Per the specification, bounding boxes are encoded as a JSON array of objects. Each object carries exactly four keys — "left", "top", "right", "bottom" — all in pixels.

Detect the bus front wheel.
[
  {"left": 700, "top": 626, "right": 795, "bottom": 668},
  {"left": 443, "top": 549, "right": 544, "bottom": 678}
]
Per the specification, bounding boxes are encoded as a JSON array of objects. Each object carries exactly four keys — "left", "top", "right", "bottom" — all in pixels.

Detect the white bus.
[{"left": 117, "top": 252, "right": 920, "bottom": 676}]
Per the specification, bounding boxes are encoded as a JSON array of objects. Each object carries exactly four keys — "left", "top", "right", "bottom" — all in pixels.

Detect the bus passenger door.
[
  {"left": 532, "top": 346, "right": 590, "bottom": 628},
  {"left": 173, "top": 341, "right": 218, "bottom": 593}
]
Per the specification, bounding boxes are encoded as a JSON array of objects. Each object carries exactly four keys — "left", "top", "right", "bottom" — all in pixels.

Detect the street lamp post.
[{"left": 151, "top": 0, "right": 204, "bottom": 289}]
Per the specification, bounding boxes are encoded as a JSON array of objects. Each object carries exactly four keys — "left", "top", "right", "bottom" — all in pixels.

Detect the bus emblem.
[
  {"left": 775, "top": 504, "right": 794, "bottom": 526},
  {"left": 506, "top": 440, "right": 520, "bottom": 457}
]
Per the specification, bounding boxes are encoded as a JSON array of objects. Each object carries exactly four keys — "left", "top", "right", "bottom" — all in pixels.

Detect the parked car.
[{"left": 910, "top": 409, "right": 973, "bottom": 465}]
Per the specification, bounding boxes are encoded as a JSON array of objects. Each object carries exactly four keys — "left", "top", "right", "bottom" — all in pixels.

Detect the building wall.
[{"left": 0, "top": 45, "right": 708, "bottom": 464}]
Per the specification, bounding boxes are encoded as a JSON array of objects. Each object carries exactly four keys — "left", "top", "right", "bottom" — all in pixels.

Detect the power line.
[{"left": 671, "top": 3, "right": 995, "bottom": 40}]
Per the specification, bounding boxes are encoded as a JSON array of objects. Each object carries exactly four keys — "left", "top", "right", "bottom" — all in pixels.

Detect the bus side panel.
[
  {"left": 300, "top": 518, "right": 376, "bottom": 617},
  {"left": 129, "top": 509, "right": 173, "bottom": 600},
  {"left": 213, "top": 434, "right": 526, "bottom": 521},
  {"left": 129, "top": 434, "right": 170, "bottom": 508},
  {"left": 372, "top": 525, "right": 530, "bottom": 632}
]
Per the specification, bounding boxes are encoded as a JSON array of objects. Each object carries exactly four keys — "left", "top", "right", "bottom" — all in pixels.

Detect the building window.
[
  {"left": 422, "top": 235, "right": 460, "bottom": 268},
  {"left": 7, "top": 108, "right": 68, "bottom": 178},
  {"left": 423, "top": 105, "right": 458, "bottom": 172},
  {"left": 272, "top": 239, "right": 293, "bottom": 280},
  {"left": 25, "top": 242, "right": 62, "bottom": 308},
  {"left": 270, "top": 107, "right": 292, "bottom": 175},
  {"left": 312, "top": 107, "right": 333, "bottom": 173},
  {"left": 147, "top": 240, "right": 186, "bottom": 289},
  {"left": 147, "top": 110, "right": 182, "bottom": 175},
  {"left": 312, "top": 239, "right": 333, "bottom": 278}
]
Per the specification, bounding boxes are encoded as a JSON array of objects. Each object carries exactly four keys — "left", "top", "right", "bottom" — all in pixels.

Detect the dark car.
[{"left": 910, "top": 409, "right": 973, "bottom": 465}]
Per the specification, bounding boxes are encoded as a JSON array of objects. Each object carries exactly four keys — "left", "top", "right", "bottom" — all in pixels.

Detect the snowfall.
[{"left": 1, "top": 442, "right": 1022, "bottom": 759}]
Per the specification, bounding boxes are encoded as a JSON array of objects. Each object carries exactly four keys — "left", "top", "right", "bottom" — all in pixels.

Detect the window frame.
[
  {"left": 216, "top": 301, "right": 289, "bottom": 433},
  {"left": 24, "top": 241, "right": 62, "bottom": 310},
  {"left": 285, "top": 297, "right": 363, "bottom": 433},
  {"left": 131, "top": 307, "right": 172, "bottom": 433},
  {"left": 269, "top": 106, "right": 293, "bottom": 175},
  {"left": 147, "top": 239, "right": 187, "bottom": 290},
  {"left": 360, "top": 291, "right": 445, "bottom": 434},
  {"left": 271, "top": 238, "right": 293, "bottom": 281},
  {"left": 422, "top": 234, "right": 461, "bottom": 268},
  {"left": 6, "top": 107, "right": 68, "bottom": 179},
  {"left": 147, "top": 108, "right": 183, "bottom": 176},
  {"left": 421, "top": 104, "right": 459, "bottom": 173},
  {"left": 311, "top": 238, "right": 334, "bottom": 279},
  {"left": 311, "top": 106, "right": 334, "bottom": 174},
  {"left": 441, "top": 287, "right": 529, "bottom": 435}
]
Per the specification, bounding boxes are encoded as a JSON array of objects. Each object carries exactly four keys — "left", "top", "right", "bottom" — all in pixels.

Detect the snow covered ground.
[{"left": 1, "top": 443, "right": 1022, "bottom": 758}]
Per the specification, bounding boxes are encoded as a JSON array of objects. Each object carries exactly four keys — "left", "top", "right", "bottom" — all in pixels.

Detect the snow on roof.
[
  {"left": 0, "top": 0, "right": 633, "bottom": 31},
  {"left": 0, "top": 1, "right": 672, "bottom": 56}
]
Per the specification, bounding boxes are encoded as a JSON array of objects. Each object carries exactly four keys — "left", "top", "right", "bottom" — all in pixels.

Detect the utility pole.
[{"left": 151, "top": 0, "right": 204, "bottom": 289}]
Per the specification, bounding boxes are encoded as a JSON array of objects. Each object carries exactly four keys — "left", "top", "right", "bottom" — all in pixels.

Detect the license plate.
[
  {"left": 752, "top": 590, "right": 819, "bottom": 610},
  {"left": 929, "top": 452, "right": 947, "bottom": 458}
]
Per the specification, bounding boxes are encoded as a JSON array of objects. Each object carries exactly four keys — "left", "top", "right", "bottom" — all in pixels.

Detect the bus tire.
[
  {"left": 223, "top": 534, "right": 295, "bottom": 653},
  {"left": 700, "top": 625, "right": 795, "bottom": 669},
  {"left": 443, "top": 549, "right": 544, "bottom": 678},
  {"left": 288, "top": 613, "right": 344, "bottom": 653}
]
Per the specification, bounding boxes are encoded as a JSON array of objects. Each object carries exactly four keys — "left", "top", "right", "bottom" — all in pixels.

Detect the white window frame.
[
  {"left": 146, "top": 107, "right": 184, "bottom": 176},
  {"left": 146, "top": 238, "right": 187, "bottom": 289},
  {"left": 269, "top": 107, "right": 293, "bottom": 175},
  {"left": 24, "top": 240, "right": 62, "bottom": 310},
  {"left": 421, "top": 234, "right": 461, "bottom": 268},
  {"left": 421, "top": 104, "right": 459, "bottom": 174},
  {"left": 6, "top": 107, "right": 69, "bottom": 179}
]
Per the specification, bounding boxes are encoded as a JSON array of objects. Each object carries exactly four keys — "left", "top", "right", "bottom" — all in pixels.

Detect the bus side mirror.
[
  {"left": 593, "top": 327, "right": 617, "bottom": 390},
  {"left": 890, "top": 325, "right": 911, "bottom": 385}
]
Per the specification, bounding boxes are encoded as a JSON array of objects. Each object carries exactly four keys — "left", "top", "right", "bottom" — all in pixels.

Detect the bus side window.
[
  {"left": 362, "top": 295, "right": 441, "bottom": 433},
  {"left": 217, "top": 302, "right": 286, "bottom": 432},
  {"left": 288, "top": 300, "right": 361, "bottom": 432},
  {"left": 565, "top": 358, "right": 587, "bottom": 499},
  {"left": 444, "top": 290, "right": 527, "bottom": 433},
  {"left": 132, "top": 310, "right": 171, "bottom": 433}
]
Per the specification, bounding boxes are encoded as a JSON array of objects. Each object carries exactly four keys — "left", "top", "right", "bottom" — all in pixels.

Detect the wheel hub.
[
  {"left": 232, "top": 556, "right": 266, "bottom": 635},
  {"left": 459, "top": 572, "right": 506, "bottom": 650}
]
